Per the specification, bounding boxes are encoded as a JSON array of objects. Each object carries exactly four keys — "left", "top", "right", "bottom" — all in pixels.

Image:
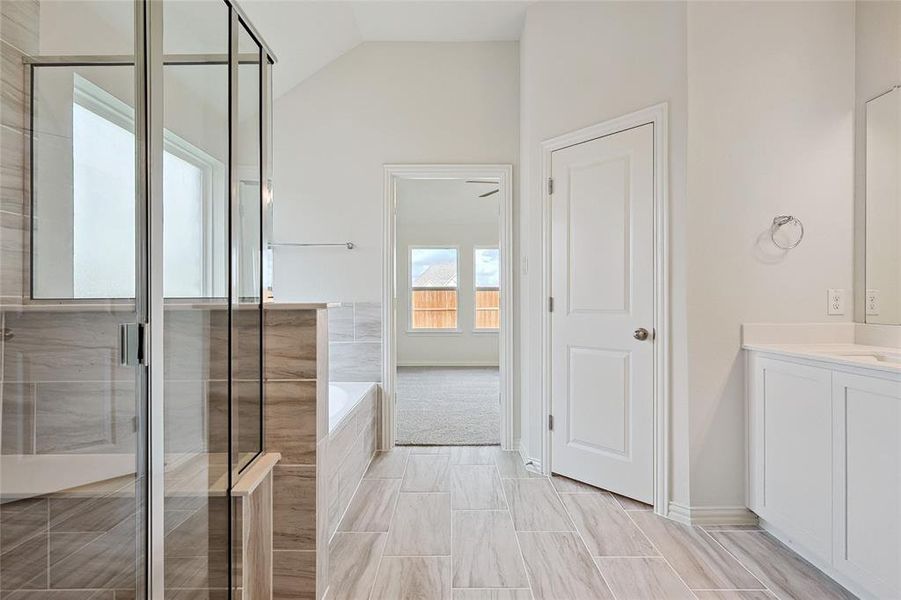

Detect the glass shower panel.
[
  {"left": 161, "top": 0, "right": 230, "bottom": 596},
  {"left": 232, "top": 22, "right": 263, "bottom": 475},
  {"left": 0, "top": 1, "right": 146, "bottom": 597}
]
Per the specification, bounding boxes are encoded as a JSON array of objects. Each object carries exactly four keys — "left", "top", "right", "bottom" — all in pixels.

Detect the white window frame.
[
  {"left": 72, "top": 74, "right": 226, "bottom": 299},
  {"left": 472, "top": 245, "right": 500, "bottom": 333},
  {"left": 407, "top": 244, "right": 462, "bottom": 334}
]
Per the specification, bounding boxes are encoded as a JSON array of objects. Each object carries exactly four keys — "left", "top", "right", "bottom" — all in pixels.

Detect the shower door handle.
[{"left": 119, "top": 322, "right": 149, "bottom": 367}]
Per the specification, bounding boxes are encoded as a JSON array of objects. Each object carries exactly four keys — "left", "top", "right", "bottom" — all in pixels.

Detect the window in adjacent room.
[
  {"left": 474, "top": 246, "right": 500, "bottom": 330},
  {"left": 410, "top": 247, "right": 459, "bottom": 330}
]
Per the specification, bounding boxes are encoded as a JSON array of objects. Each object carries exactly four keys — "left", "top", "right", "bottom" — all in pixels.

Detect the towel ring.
[{"left": 770, "top": 215, "right": 804, "bottom": 250}]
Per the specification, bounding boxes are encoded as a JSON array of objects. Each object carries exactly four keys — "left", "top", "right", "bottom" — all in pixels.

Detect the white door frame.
[
  {"left": 382, "top": 164, "right": 515, "bottom": 450},
  {"left": 539, "top": 104, "right": 671, "bottom": 515}
]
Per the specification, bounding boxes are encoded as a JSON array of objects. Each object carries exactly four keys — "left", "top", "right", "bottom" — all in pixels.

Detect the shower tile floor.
[{"left": 328, "top": 446, "right": 857, "bottom": 600}]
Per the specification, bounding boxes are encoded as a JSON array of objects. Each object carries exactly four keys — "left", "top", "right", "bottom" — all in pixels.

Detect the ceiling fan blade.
[{"left": 479, "top": 189, "right": 500, "bottom": 198}]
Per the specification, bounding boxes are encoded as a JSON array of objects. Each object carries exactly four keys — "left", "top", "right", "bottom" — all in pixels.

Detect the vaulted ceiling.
[{"left": 239, "top": 1, "right": 529, "bottom": 98}]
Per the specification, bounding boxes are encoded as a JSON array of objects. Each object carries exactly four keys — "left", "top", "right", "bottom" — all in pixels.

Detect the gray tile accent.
[
  {"left": 328, "top": 305, "right": 354, "bottom": 342},
  {"left": 353, "top": 301, "right": 382, "bottom": 341},
  {"left": 329, "top": 341, "right": 382, "bottom": 382}
]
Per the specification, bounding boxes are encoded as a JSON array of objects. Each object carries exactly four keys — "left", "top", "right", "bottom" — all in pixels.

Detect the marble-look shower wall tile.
[
  {"left": 233, "top": 306, "right": 263, "bottom": 382},
  {"left": 0, "top": 0, "right": 38, "bottom": 54},
  {"left": 162, "top": 380, "right": 207, "bottom": 455},
  {"left": 1, "top": 201, "right": 25, "bottom": 299},
  {"left": 327, "top": 305, "right": 354, "bottom": 342},
  {"left": 1, "top": 382, "right": 33, "bottom": 454},
  {"left": 329, "top": 341, "right": 381, "bottom": 382},
  {"left": 35, "top": 380, "right": 137, "bottom": 455},
  {"left": 0, "top": 124, "right": 26, "bottom": 217},
  {"left": 164, "top": 308, "right": 228, "bottom": 381},
  {"left": 1, "top": 39, "right": 26, "bottom": 131},
  {"left": 2, "top": 311, "right": 134, "bottom": 383},
  {"left": 353, "top": 302, "right": 381, "bottom": 341}
]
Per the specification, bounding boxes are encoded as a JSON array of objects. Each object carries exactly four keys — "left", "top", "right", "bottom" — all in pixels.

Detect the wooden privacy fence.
[{"left": 411, "top": 288, "right": 499, "bottom": 330}]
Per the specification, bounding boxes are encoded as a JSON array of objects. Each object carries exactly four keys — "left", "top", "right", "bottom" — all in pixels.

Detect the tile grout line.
[
  {"left": 698, "top": 527, "right": 781, "bottom": 600},
  {"left": 621, "top": 507, "right": 702, "bottom": 600},
  {"left": 367, "top": 448, "right": 411, "bottom": 600},
  {"left": 494, "top": 451, "right": 537, "bottom": 600},
  {"left": 449, "top": 465, "right": 455, "bottom": 596},
  {"left": 546, "top": 475, "right": 620, "bottom": 600},
  {"left": 329, "top": 426, "right": 380, "bottom": 546}
]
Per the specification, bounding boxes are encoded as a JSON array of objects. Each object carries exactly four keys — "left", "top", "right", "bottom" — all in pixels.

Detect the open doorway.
[{"left": 383, "top": 165, "right": 513, "bottom": 449}]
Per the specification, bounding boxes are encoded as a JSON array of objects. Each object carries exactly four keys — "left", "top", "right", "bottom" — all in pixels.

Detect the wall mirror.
[{"left": 865, "top": 86, "right": 901, "bottom": 325}]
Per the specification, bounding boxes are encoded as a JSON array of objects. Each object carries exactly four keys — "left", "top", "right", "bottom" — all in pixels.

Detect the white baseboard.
[
  {"left": 516, "top": 439, "right": 542, "bottom": 473},
  {"left": 396, "top": 361, "right": 500, "bottom": 368},
  {"left": 667, "top": 502, "right": 759, "bottom": 527}
]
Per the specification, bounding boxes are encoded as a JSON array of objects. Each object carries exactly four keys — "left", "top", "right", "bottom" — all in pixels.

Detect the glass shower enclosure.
[{"left": 0, "top": 0, "right": 274, "bottom": 597}]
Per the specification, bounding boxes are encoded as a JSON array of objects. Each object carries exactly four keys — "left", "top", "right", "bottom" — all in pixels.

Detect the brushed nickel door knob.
[{"left": 633, "top": 328, "right": 650, "bottom": 341}]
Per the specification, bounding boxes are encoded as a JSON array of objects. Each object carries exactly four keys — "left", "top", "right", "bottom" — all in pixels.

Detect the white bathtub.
[{"left": 329, "top": 382, "right": 376, "bottom": 432}]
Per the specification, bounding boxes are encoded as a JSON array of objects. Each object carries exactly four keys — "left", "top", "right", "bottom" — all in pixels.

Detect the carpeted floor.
[{"left": 395, "top": 366, "right": 499, "bottom": 445}]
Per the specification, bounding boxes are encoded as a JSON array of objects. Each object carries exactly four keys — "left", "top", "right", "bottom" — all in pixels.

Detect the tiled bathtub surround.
[
  {"left": 328, "top": 302, "right": 382, "bottom": 382},
  {"left": 326, "top": 383, "right": 379, "bottom": 540}
]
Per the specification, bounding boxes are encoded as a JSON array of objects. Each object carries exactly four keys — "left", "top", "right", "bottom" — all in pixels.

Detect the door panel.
[
  {"left": 568, "top": 157, "right": 630, "bottom": 313},
  {"left": 567, "top": 347, "right": 630, "bottom": 456},
  {"left": 551, "top": 123, "right": 654, "bottom": 503}
]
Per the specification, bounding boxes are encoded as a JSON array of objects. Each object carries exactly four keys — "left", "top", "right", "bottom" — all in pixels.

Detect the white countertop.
[{"left": 743, "top": 342, "right": 901, "bottom": 374}]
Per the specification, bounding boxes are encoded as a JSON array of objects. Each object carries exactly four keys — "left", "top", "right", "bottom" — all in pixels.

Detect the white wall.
[
  {"left": 685, "top": 1, "right": 855, "bottom": 507},
  {"left": 518, "top": 1, "right": 692, "bottom": 503},
  {"left": 271, "top": 42, "right": 519, "bottom": 304},
  {"left": 518, "top": 1, "right": 855, "bottom": 511},
  {"left": 395, "top": 178, "right": 499, "bottom": 366}
]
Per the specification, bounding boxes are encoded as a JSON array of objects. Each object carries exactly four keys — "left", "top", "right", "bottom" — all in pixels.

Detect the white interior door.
[{"left": 550, "top": 123, "right": 655, "bottom": 503}]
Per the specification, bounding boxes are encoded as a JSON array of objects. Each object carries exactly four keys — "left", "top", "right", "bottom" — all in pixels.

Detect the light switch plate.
[
  {"left": 866, "top": 289, "right": 880, "bottom": 316},
  {"left": 827, "top": 289, "right": 845, "bottom": 316}
]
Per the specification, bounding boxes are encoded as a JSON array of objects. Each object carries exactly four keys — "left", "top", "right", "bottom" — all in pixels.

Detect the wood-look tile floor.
[{"left": 327, "top": 446, "right": 857, "bottom": 600}]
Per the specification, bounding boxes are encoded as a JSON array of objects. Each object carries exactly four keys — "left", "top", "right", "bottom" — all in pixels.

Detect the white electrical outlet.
[
  {"left": 827, "top": 288, "right": 846, "bottom": 316},
  {"left": 866, "top": 289, "right": 881, "bottom": 316}
]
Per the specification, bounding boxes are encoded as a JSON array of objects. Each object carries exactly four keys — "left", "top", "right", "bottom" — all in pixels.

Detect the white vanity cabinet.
[{"left": 746, "top": 350, "right": 901, "bottom": 599}]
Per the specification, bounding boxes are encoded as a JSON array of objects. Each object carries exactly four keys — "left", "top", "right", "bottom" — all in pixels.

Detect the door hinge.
[
  {"left": 119, "top": 322, "right": 149, "bottom": 367},
  {"left": 548, "top": 178, "right": 554, "bottom": 195},
  {"left": 548, "top": 296, "right": 554, "bottom": 312},
  {"left": 548, "top": 414, "right": 554, "bottom": 431}
]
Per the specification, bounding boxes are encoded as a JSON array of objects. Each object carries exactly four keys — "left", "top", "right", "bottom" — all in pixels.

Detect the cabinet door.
[
  {"left": 751, "top": 357, "right": 833, "bottom": 563},
  {"left": 832, "top": 372, "right": 901, "bottom": 599}
]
